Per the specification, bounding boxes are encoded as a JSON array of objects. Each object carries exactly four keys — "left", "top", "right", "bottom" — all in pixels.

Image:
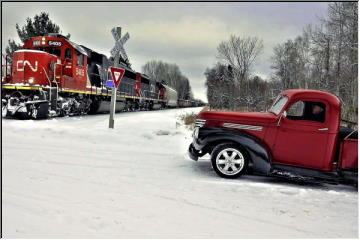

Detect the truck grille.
[{"left": 195, "top": 119, "right": 206, "bottom": 128}]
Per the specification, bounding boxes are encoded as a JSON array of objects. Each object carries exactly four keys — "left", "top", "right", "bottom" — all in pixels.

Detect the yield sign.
[{"left": 110, "top": 67, "right": 125, "bottom": 88}]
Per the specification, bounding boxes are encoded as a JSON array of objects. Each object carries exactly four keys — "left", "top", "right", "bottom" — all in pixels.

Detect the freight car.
[
  {"left": 1, "top": 34, "right": 182, "bottom": 119},
  {"left": 178, "top": 99, "right": 195, "bottom": 108}
]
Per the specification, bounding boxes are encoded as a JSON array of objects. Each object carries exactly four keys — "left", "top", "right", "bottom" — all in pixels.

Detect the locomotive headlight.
[{"left": 28, "top": 77, "right": 35, "bottom": 84}]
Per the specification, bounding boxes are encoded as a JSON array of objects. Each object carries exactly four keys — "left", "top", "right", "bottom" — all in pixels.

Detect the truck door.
[{"left": 272, "top": 100, "right": 330, "bottom": 170}]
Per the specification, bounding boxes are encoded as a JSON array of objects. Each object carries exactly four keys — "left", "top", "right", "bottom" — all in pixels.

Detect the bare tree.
[
  {"left": 142, "top": 60, "right": 194, "bottom": 100},
  {"left": 217, "top": 35, "right": 263, "bottom": 84},
  {"left": 270, "top": 2, "right": 358, "bottom": 122}
]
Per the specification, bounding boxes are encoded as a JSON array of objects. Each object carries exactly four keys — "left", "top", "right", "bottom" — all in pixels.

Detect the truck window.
[
  {"left": 287, "top": 101, "right": 305, "bottom": 119},
  {"left": 287, "top": 101, "right": 326, "bottom": 123},
  {"left": 305, "top": 102, "right": 326, "bottom": 123},
  {"left": 269, "top": 96, "right": 288, "bottom": 115}
]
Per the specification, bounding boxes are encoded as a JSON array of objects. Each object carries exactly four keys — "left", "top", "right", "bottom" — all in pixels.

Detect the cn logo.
[{"left": 16, "top": 60, "right": 38, "bottom": 72}]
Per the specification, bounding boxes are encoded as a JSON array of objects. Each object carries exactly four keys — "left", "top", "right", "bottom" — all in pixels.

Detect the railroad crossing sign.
[
  {"left": 110, "top": 67, "right": 125, "bottom": 88},
  {"left": 108, "top": 26, "right": 130, "bottom": 129},
  {"left": 110, "top": 27, "right": 130, "bottom": 61}
]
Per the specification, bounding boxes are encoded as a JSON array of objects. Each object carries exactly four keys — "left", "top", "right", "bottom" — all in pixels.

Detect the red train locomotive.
[{"left": 1, "top": 33, "right": 181, "bottom": 119}]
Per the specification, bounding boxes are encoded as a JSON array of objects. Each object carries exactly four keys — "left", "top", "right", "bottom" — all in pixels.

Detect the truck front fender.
[{"left": 195, "top": 127, "right": 272, "bottom": 174}]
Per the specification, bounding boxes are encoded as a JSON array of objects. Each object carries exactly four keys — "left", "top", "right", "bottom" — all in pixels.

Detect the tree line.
[
  {"left": 205, "top": 2, "right": 358, "bottom": 122},
  {"left": 142, "top": 60, "right": 194, "bottom": 100}
]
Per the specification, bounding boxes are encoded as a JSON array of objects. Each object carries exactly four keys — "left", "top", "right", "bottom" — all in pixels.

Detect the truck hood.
[{"left": 198, "top": 111, "right": 277, "bottom": 125}]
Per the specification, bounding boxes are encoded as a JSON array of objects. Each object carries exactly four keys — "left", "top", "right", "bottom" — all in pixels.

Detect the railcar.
[
  {"left": 162, "top": 85, "right": 178, "bottom": 108},
  {"left": 1, "top": 33, "right": 180, "bottom": 119},
  {"left": 178, "top": 99, "right": 195, "bottom": 108}
]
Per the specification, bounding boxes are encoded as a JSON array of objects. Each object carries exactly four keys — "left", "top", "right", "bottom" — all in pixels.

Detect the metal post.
[
  {"left": 109, "top": 53, "right": 120, "bottom": 129},
  {"left": 109, "top": 87, "right": 117, "bottom": 128}
]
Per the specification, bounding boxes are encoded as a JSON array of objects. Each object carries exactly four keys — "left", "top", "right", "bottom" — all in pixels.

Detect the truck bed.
[{"left": 339, "top": 137, "right": 358, "bottom": 170}]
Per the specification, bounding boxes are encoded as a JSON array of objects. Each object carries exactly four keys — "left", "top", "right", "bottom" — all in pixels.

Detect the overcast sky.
[{"left": 2, "top": 2, "right": 329, "bottom": 101}]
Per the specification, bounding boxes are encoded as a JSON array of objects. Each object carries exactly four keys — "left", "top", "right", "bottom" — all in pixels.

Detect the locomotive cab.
[{"left": 18, "top": 34, "right": 89, "bottom": 90}]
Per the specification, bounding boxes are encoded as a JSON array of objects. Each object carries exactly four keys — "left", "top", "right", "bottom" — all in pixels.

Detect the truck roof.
[{"left": 282, "top": 89, "right": 341, "bottom": 108}]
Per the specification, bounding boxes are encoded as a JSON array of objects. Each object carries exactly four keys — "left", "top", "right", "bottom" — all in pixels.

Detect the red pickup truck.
[{"left": 189, "top": 89, "right": 358, "bottom": 184}]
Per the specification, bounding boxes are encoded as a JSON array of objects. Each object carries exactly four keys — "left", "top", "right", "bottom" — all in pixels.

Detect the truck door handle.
[{"left": 318, "top": 128, "right": 328, "bottom": 131}]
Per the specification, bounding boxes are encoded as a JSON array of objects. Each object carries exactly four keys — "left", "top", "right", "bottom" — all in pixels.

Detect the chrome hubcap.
[{"left": 216, "top": 148, "right": 244, "bottom": 175}]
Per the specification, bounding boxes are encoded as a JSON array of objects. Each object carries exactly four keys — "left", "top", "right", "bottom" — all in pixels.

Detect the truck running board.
[{"left": 271, "top": 164, "right": 340, "bottom": 181}]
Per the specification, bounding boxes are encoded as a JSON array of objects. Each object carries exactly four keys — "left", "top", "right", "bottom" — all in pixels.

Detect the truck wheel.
[{"left": 211, "top": 143, "right": 248, "bottom": 179}]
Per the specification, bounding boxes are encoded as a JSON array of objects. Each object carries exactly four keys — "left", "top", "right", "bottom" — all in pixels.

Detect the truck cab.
[{"left": 189, "top": 89, "right": 358, "bottom": 183}]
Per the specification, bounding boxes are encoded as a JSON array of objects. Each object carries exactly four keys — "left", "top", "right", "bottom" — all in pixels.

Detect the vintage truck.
[{"left": 189, "top": 89, "right": 358, "bottom": 184}]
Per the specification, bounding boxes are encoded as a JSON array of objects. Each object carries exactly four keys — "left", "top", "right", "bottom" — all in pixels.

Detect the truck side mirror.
[{"left": 277, "top": 111, "right": 287, "bottom": 127}]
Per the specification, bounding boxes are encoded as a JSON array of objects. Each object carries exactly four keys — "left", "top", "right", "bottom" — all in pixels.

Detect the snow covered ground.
[{"left": 2, "top": 107, "right": 358, "bottom": 238}]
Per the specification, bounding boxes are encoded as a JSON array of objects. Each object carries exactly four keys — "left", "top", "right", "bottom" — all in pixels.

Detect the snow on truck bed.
[{"left": 2, "top": 107, "right": 358, "bottom": 238}]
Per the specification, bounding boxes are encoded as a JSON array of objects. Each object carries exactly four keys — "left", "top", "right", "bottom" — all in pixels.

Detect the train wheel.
[
  {"left": 31, "top": 105, "right": 38, "bottom": 119},
  {"left": 130, "top": 103, "right": 135, "bottom": 112},
  {"left": 27, "top": 102, "right": 49, "bottom": 119}
]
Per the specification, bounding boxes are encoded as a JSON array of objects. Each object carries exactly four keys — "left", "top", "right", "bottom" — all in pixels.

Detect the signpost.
[
  {"left": 109, "top": 27, "right": 129, "bottom": 129},
  {"left": 108, "top": 67, "right": 125, "bottom": 128}
]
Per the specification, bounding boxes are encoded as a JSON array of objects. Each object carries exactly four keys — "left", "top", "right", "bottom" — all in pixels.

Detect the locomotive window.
[
  {"left": 48, "top": 48, "right": 61, "bottom": 57},
  {"left": 77, "top": 53, "right": 84, "bottom": 66},
  {"left": 65, "top": 48, "right": 72, "bottom": 61}
]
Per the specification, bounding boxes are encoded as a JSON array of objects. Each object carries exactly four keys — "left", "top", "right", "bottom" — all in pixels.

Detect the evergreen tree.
[{"left": 5, "top": 12, "right": 70, "bottom": 62}]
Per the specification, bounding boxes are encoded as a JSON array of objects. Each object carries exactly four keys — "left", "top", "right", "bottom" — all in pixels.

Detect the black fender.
[{"left": 193, "top": 127, "right": 272, "bottom": 174}]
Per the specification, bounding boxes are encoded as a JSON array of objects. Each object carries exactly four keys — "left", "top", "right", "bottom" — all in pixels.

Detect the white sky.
[{"left": 2, "top": 2, "right": 329, "bottom": 101}]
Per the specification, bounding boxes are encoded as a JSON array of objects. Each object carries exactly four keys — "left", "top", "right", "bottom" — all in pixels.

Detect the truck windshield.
[{"left": 268, "top": 96, "right": 288, "bottom": 115}]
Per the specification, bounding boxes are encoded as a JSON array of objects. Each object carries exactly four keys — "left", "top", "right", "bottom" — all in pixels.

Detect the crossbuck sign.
[
  {"left": 110, "top": 27, "right": 130, "bottom": 61},
  {"left": 108, "top": 27, "right": 129, "bottom": 129}
]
